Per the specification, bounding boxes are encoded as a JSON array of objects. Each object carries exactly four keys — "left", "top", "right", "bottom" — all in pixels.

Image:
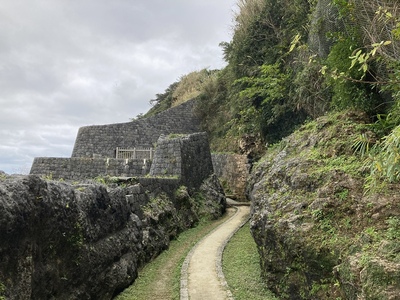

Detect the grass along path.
[
  {"left": 223, "top": 222, "right": 278, "bottom": 300},
  {"left": 114, "top": 209, "right": 235, "bottom": 300}
]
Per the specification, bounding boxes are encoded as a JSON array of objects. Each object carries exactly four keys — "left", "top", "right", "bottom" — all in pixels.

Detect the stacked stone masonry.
[
  {"left": 150, "top": 133, "right": 214, "bottom": 190},
  {"left": 71, "top": 99, "right": 200, "bottom": 158},
  {"left": 30, "top": 157, "right": 151, "bottom": 180}
]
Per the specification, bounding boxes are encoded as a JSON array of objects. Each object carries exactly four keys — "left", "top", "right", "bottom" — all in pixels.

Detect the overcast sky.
[{"left": 0, "top": 0, "right": 237, "bottom": 174}]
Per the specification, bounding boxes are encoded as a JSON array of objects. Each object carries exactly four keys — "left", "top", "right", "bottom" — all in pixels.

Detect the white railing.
[{"left": 116, "top": 147, "right": 154, "bottom": 160}]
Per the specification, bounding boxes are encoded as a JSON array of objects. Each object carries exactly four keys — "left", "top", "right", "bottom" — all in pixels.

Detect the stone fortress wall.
[
  {"left": 150, "top": 133, "right": 214, "bottom": 190},
  {"left": 30, "top": 157, "right": 151, "bottom": 180},
  {"left": 71, "top": 99, "right": 200, "bottom": 158},
  {"left": 30, "top": 99, "right": 201, "bottom": 180},
  {"left": 30, "top": 98, "right": 249, "bottom": 199}
]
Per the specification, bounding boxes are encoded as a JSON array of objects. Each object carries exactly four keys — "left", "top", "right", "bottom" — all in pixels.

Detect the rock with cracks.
[{"left": 0, "top": 174, "right": 225, "bottom": 299}]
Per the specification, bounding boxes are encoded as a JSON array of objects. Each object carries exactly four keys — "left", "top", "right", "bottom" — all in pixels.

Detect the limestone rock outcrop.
[
  {"left": 0, "top": 174, "right": 225, "bottom": 299},
  {"left": 247, "top": 112, "right": 400, "bottom": 299}
]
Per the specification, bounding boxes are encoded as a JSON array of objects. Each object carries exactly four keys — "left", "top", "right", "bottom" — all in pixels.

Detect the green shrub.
[
  {"left": 292, "top": 53, "right": 331, "bottom": 118},
  {"left": 325, "top": 37, "right": 381, "bottom": 113}
]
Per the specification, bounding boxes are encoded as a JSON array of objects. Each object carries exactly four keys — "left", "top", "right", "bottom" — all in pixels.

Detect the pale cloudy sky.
[{"left": 0, "top": 0, "right": 236, "bottom": 174}]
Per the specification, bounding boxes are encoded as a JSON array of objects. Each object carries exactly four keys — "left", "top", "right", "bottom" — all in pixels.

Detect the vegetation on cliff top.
[{"left": 143, "top": 69, "right": 218, "bottom": 118}]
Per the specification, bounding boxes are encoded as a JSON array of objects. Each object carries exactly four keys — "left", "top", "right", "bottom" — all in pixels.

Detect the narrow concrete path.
[{"left": 180, "top": 205, "right": 250, "bottom": 300}]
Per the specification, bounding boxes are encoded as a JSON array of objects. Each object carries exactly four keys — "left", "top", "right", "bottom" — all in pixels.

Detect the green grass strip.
[
  {"left": 223, "top": 222, "right": 278, "bottom": 300},
  {"left": 115, "top": 213, "right": 231, "bottom": 300}
]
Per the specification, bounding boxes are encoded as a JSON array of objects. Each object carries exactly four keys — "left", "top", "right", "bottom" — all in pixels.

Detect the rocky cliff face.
[
  {"left": 0, "top": 174, "right": 225, "bottom": 299},
  {"left": 211, "top": 153, "right": 249, "bottom": 201},
  {"left": 248, "top": 112, "right": 400, "bottom": 299}
]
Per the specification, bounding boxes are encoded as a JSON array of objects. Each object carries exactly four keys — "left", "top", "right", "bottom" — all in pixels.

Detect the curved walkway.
[{"left": 180, "top": 205, "right": 250, "bottom": 300}]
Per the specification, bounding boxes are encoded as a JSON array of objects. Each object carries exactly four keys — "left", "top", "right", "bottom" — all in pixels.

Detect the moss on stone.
[{"left": 248, "top": 110, "right": 400, "bottom": 299}]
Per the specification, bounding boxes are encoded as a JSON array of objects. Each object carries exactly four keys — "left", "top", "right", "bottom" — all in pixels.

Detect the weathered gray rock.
[
  {"left": 248, "top": 112, "right": 400, "bottom": 299},
  {"left": 0, "top": 175, "right": 142, "bottom": 299},
  {"left": 0, "top": 173, "right": 225, "bottom": 299},
  {"left": 200, "top": 174, "right": 227, "bottom": 219},
  {"left": 211, "top": 153, "right": 249, "bottom": 201}
]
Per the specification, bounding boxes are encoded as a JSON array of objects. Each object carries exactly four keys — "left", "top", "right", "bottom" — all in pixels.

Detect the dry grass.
[
  {"left": 234, "top": 0, "right": 265, "bottom": 38},
  {"left": 172, "top": 69, "right": 217, "bottom": 107},
  {"left": 353, "top": 0, "right": 400, "bottom": 60}
]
